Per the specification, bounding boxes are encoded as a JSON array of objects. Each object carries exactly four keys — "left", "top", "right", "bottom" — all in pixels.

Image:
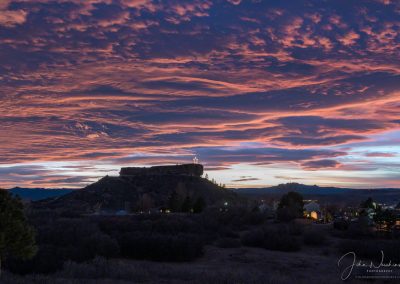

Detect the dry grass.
[{"left": 2, "top": 244, "right": 368, "bottom": 284}]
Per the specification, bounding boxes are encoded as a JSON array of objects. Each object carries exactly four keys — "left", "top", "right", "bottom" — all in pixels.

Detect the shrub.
[
  {"left": 117, "top": 232, "right": 204, "bottom": 261},
  {"left": 241, "top": 229, "right": 265, "bottom": 247},
  {"left": 83, "top": 233, "right": 120, "bottom": 258},
  {"left": 151, "top": 217, "right": 200, "bottom": 235},
  {"left": 240, "top": 211, "right": 266, "bottom": 226},
  {"left": 263, "top": 229, "right": 301, "bottom": 252},
  {"left": 287, "top": 222, "right": 304, "bottom": 236},
  {"left": 5, "top": 244, "right": 64, "bottom": 274},
  {"left": 97, "top": 217, "right": 139, "bottom": 234},
  {"left": 216, "top": 237, "right": 242, "bottom": 248},
  {"left": 241, "top": 227, "right": 301, "bottom": 252},
  {"left": 349, "top": 222, "right": 375, "bottom": 238},
  {"left": 303, "top": 229, "right": 326, "bottom": 246},
  {"left": 276, "top": 207, "right": 298, "bottom": 222},
  {"left": 9, "top": 213, "right": 215, "bottom": 275},
  {"left": 333, "top": 219, "right": 349, "bottom": 230},
  {"left": 37, "top": 218, "right": 100, "bottom": 247},
  {"left": 198, "top": 207, "right": 270, "bottom": 233},
  {"left": 6, "top": 216, "right": 123, "bottom": 275},
  {"left": 218, "top": 227, "right": 240, "bottom": 239}
]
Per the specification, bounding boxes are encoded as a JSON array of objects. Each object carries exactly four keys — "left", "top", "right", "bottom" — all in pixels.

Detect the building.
[{"left": 304, "top": 201, "right": 321, "bottom": 220}]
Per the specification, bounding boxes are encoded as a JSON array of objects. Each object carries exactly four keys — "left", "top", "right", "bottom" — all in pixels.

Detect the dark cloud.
[
  {"left": 107, "top": 146, "right": 346, "bottom": 169},
  {"left": 273, "top": 135, "right": 366, "bottom": 146},
  {"left": 275, "top": 116, "right": 387, "bottom": 133},
  {"left": 232, "top": 177, "right": 260, "bottom": 182},
  {"left": 301, "top": 159, "right": 341, "bottom": 170},
  {"left": 0, "top": 166, "right": 49, "bottom": 176},
  {"left": 274, "top": 175, "right": 305, "bottom": 180},
  {"left": 195, "top": 147, "right": 346, "bottom": 167},
  {"left": 168, "top": 73, "right": 400, "bottom": 112}
]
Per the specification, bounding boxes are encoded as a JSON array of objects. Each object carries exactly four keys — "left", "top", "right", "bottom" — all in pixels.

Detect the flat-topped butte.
[{"left": 119, "top": 164, "right": 204, "bottom": 177}]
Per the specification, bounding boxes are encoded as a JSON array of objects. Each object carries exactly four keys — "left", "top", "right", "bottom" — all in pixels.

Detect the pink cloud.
[
  {"left": 365, "top": 152, "right": 397, "bottom": 157},
  {"left": 227, "top": 0, "right": 241, "bottom": 5},
  {"left": 0, "top": 9, "right": 27, "bottom": 27},
  {"left": 338, "top": 30, "right": 360, "bottom": 46}
]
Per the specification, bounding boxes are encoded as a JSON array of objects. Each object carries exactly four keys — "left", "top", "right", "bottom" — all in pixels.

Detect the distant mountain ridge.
[
  {"left": 233, "top": 183, "right": 400, "bottom": 205},
  {"left": 233, "top": 182, "right": 400, "bottom": 196},
  {"left": 9, "top": 187, "right": 74, "bottom": 201}
]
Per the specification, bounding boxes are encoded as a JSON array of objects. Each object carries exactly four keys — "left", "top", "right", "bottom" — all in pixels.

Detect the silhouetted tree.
[
  {"left": 0, "top": 190, "right": 37, "bottom": 276},
  {"left": 219, "top": 183, "right": 226, "bottom": 188},
  {"left": 139, "top": 193, "right": 154, "bottom": 211},
  {"left": 360, "top": 197, "right": 376, "bottom": 210},
  {"left": 374, "top": 208, "right": 396, "bottom": 230},
  {"left": 193, "top": 197, "right": 206, "bottom": 213},
  {"left": 167, "top": 191, "right": 181, "bottom": 212},
  {"left": 181, "top": 196, "right": 192, "bottom": 213},
  {"left": 277, "top": 191, "right": 304, "bottom": 222}
]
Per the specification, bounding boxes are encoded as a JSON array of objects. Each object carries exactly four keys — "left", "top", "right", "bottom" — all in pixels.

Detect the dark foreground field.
[
  {"left": 2, "top": 221, "right": 377, "bottom": 284},
  {"left": 2, "top": 244, "right": 350, "bottom": 284},
  {"left": 3, "top": 195, "right": 398, "bottom": 284}
]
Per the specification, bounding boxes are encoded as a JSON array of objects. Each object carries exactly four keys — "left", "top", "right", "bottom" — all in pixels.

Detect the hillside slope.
[{"left": 35, "top": 173, "right": 239, "bottom": 213}]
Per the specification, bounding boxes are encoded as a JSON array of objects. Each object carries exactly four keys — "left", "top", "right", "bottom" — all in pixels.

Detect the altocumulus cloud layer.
[{"left": 0, "top": 0, "right": 399, "bottom": 188}]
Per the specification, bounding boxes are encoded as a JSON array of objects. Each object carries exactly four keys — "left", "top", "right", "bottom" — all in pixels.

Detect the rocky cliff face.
[{"left": 120, "top": 164, "right": 204, "bottom": 177}]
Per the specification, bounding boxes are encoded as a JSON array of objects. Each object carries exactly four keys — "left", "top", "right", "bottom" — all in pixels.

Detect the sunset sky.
[{"left": 0, "top": 0, "right": 399, "bottom": 189}]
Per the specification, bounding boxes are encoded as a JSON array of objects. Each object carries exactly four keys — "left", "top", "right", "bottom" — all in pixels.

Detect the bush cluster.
[
  {"left": 117, "top": 232, "right": 203, "bottom": 261},
  {"left": 303, "top": 229, "right": 326, "bottom": 246},
  {"left": 216, "top": 237, "right": 242, "bottom": 248},
  {"left": 6, "top": 205, "right": 277, "bottom": 275},
  {"left": 241, "top": 225, "right": 301, "bottom": 252},
  {"left": 6, "top": 215, "right": 207, "bottom": 274}
]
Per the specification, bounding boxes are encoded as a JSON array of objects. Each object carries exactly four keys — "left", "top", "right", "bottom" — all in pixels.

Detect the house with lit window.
[{"left": 304, "top": 201, "right": 321, "bottom": 220}]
